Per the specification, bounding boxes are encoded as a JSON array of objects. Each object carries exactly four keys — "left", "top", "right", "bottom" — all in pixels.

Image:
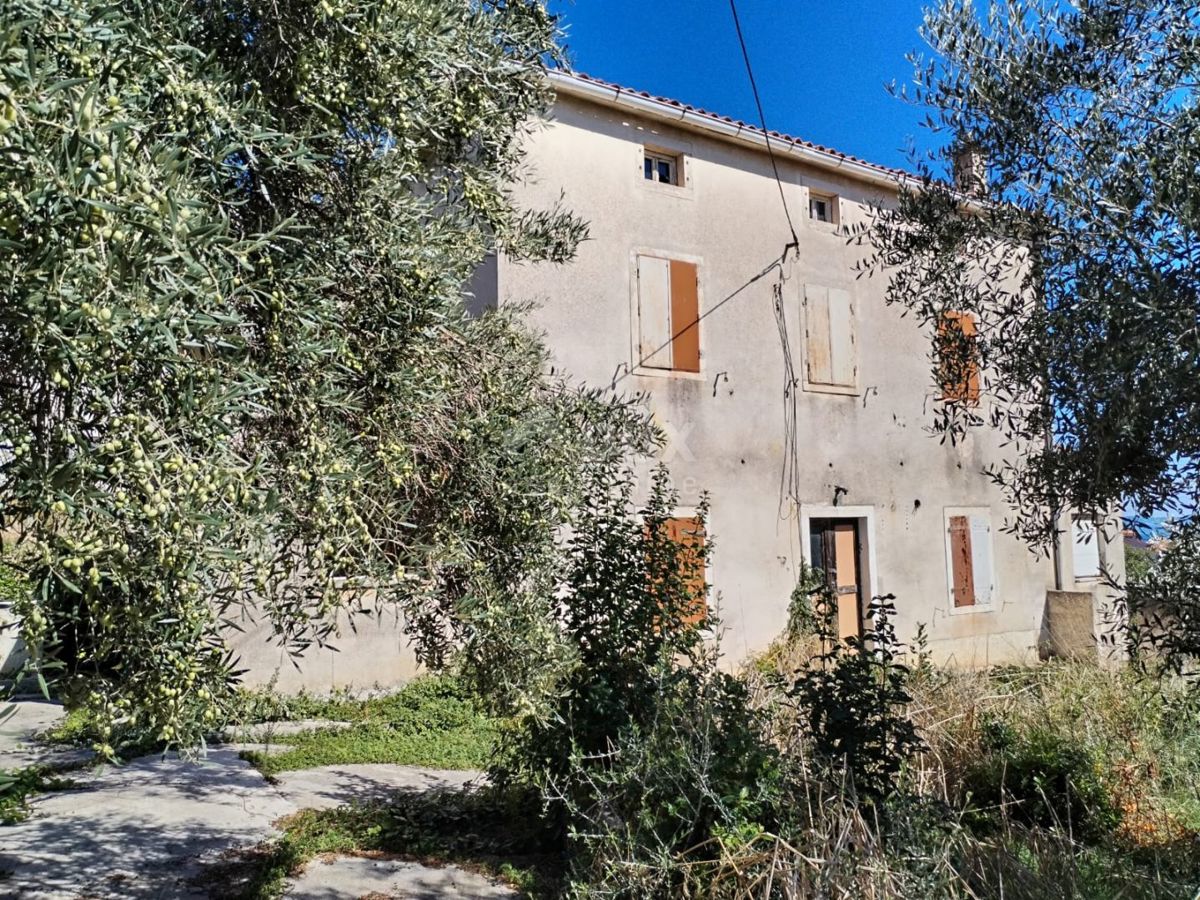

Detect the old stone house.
[
  {"left": 469, "top": 71, "right": 1124, "bottom": 669},
  {"left": 24, "top": 71, "right": 1119, "bottom": 692},
  {"left": 0, "top": 74, "right": 1124, "bottom": 692}
]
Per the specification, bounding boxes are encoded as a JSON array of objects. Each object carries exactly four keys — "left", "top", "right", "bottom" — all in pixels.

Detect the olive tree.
[
  {"left": 863, "top": 1, "right": 1199, "bottom": 637},
  {"left": 0, "top": 0, "right": 652, "bottom": 750}
]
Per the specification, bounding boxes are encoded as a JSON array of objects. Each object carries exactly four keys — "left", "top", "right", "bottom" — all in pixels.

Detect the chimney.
[{"left": 952, "top": 139, "right": 987, "bottom": 198}]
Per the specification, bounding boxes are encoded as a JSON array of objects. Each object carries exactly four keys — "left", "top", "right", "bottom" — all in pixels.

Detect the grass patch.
[
  {"left": 910, "top": 662, "right": 1200, "bottom": 853},
  {"left": 0, "top": 559, "right": 27, "bottom": 604},
  {"left": 43, "top": 707, "right": 97, "bottom": 745},
  {"left": 238, "top": 675, "right": 498, "bottom": 776},
  {"left": 42, "top": 674, "right": 497, "bottom": 772},
  {"left": 0, "top": 766, "right": 78, "bottom": 825},
  {"left": 199, "top": 786, "right": 559, "bottom": 899},
  {"left": 42, "top": 705, "right": 161, "bottom": 761},
  {"left": 739, "top": 650, "right": 1200, "bottom": 897}
]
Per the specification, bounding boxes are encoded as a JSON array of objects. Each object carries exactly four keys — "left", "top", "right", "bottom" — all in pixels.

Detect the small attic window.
[
  {"left": 809, "top": 191, "right": 837, "bottom": 225},
  {"left": 644, "top": 148, "right": 680, "bottom": 186}
]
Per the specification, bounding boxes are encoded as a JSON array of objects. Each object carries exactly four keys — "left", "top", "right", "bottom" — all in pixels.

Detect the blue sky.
[{"left": 548, "top": 0, "right": 944, "bottom": 174}]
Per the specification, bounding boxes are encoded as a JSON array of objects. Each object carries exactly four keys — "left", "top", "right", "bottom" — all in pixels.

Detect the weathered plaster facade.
[
  {"left": 2, "top": 74, "right": 1126, "bottom": 694},
  {"left": 474, "top": 72, "right": 1125, "bottom": 668}
]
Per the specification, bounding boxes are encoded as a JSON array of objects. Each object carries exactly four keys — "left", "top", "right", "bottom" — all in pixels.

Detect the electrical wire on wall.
[
  {"left": 773, "top": 276, "right": 805, "bottom": 522},
  {"left": 727, "top": 0, "right": 808, "bottom": 543},
  {"left": 611, "top": 250, "right": 791, "bottom": 389},
  {"left": 607, "top": 0, "right": 800, "bottom": 393},
  {"left": 596, "top": 1, "right": 810, "bottom": 582}
]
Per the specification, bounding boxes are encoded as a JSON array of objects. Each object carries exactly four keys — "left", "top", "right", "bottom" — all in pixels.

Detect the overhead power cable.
[
  {"left": 612, "top": 250, "right": 790, "bottom": 390},
  {"left": 728, "top": 0, "right": 799, "bottom": 250},
  {"left": 610, "top": 3, "right": 801, "bottom": 392}
]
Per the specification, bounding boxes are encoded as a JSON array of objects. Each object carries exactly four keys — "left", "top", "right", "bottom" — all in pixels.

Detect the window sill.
[
  {"left": 641, "top": 180, "right": 694, "bottom": 201},
  {"left": 632, "top": 365, "right": 705, "bottom": 381},
  {"left": 948, "top": 602, "right": 996, "bottom": 616},
  {"left": 803, "top": 380, "right": 859, "bottom": 397}
]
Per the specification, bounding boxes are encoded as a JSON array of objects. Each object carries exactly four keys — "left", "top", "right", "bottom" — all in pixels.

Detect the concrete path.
[
  {"left": 0, "top": 699, "right": 92, "bottom": 772},
  {"left": 287, "top": 856, "right": 516, "bottom": 900},
  {"left": 272, "top": 762, "right": 477, "bottom": 811},
  {"left": 1, "top": 747, "right": 295, "bottom": 899},
  {"left": 0, "top": 702, "right": 513, "bottom": 899}
]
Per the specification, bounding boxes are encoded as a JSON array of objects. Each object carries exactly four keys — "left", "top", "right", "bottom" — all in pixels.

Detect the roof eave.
[{"left": 548, "top": 70, "right": 917, "bottom": 195}]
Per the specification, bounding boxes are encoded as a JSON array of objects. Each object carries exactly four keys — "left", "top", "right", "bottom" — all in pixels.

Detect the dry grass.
[{"left": 733, "top": 644, "right": 1200, "bottom": 899}]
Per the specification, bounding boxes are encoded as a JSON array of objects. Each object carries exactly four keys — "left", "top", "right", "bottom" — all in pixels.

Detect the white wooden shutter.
[
  {"left": 804, "top": 284, "right": 856, "bottom": 388},
  {"left": 637, "top": 255, "right": 672, "bottom": 369},
  {"left": 828, "top": 287, "right": 856, "bottom": 387},
  {"left": 969, "top": 515, "right": 994, "bottom": 605},
  {"left": 1072, "top": 518, "right": 1101, "bottom": 578},
  {"left": 804, "top": 284, "right": 832, "bottom": 384}
]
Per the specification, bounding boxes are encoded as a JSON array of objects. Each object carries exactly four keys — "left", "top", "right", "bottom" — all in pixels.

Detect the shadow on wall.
[
  {"left": 225, "top": 605, "right": 423, "bottom": 694},
  {"left": 0, "top": 604, "right": 422, "bottom": 695}
]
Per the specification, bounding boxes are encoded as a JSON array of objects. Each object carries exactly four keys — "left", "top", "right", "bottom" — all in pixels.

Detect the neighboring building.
[{"left": 473, "top": 71, "right": 1125, "bottom": 668}]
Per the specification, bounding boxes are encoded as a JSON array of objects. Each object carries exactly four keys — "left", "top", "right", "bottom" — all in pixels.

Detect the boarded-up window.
[
  {"left": 1072, "top": 517, "right": 1102, "bottom": 579},
  {"left": 938, "top": 311, "right": 981, "bottom": 404},
  {"left": 664, "top": 515, "right": 707, "bottom": 624},
  {"left": 946, "top": 512, "right": 994, "bottom": 608},
  {"left": 636, "top": 255, "right": 700, "bottom": 372},
  {"left": 803, "top": 284, "right": 856, "bottom": 390}
]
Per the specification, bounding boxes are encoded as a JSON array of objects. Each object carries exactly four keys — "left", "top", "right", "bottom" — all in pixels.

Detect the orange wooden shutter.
[
  {"left": 669, "top": 260, "right": 700, "bottom": 373},
  {"left": 667, "top": 515, "right": 707, "bottom": 624},
  {"left": 948, "top": 515, "right": 976, "bottom": 607},
  {"left": 938, "top": 311, "right": 980, "bottom": 404}
]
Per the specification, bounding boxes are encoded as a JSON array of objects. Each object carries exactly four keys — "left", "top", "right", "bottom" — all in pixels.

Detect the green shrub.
[
  {"left": 557, "top": 661, "right": 781, "bottom": 898},
  {"left": 788, "top": 595, "right": 924, "bottom": 800},
  {"left": 497, "top": 464, "right": 714, "bottom": 792},
  {"left": 493, "top": 463, "right": 782, "bottom": 896},
  {"left": 963, "top": 716, "right": 1119, "bottom": 842},
  {"left": 784, "top": 565, "right": 822, "bottom": 639}
]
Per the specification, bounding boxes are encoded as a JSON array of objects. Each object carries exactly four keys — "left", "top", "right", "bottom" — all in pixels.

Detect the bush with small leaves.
[
  {"left": 787, "top": 593, "right": 925, "bottom": 800},
  {"left": 495, "top": 462, "right": 781, "bottom": 896}
]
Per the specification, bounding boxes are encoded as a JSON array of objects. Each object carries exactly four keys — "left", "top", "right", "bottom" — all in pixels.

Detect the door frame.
[{"left": 799, "top": 505, "right": 879, "bottom": 615}]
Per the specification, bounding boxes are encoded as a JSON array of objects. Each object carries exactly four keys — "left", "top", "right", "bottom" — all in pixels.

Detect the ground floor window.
[
  {"left": 944, "top": 508, "right": 995, "bottom": 609},
  {"left": 659, "top": 515, "right": 707, "bottom": 625}
]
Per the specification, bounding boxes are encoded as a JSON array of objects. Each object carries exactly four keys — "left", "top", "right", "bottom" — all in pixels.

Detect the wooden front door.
[{"left": 810, "top": 519, "right": 864, "bottom": 642}]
